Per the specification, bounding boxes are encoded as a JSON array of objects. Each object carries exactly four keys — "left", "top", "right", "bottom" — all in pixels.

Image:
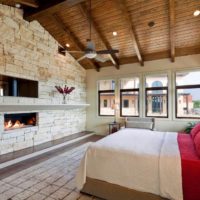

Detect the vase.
[{"left": 63, "top": 95, "right": 66, "bottom": 104}]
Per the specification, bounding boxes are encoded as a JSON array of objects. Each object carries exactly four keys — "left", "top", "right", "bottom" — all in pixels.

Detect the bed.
[{"left": 76, "top": 119, "right": 200, "bottom": 200}]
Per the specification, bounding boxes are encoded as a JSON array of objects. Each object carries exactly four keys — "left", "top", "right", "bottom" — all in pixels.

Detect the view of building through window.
[
  {"left": 120, "top": 78, "right": 139, "bottom": 116},
  {"left": 98, "top": 80, "right": 115, "bottom": 116},
  {"left": 145, "top": 74, "right": 168, "bottom": 117},
  {"left": 176, "top": 71, "right": 200, "bottom": 118}
]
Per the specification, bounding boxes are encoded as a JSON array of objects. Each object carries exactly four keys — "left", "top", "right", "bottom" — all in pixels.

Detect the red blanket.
[{"left": 178, "top": 133, "right": 200, "bottom": 200}]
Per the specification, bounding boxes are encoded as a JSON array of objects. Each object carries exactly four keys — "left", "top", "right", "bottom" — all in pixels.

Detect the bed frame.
[{"left": 82, "top": 177, "right": 168, "bottom": 200}]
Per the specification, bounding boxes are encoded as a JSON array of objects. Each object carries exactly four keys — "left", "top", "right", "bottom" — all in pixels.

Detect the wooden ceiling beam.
[
  {"left": 98, "top": 46, "right": 200, "bottom": 68},
  {"left": 169, "top": 0, "right": 175, "bottom": 62},
  {"left": 14, "top": 0, "right": 39, "bottom": 8},
  {"left": 79, "top": 2, "right": 120, "bottom": 70},
  {"left": 24, "top": 0, "right": 85, "bottom": 21},
  {"left": 52, "top": 14, "right": 100, "bottom": 72},
  {"left": 114, "top": 0, "right": 144, "bottom": 66}
]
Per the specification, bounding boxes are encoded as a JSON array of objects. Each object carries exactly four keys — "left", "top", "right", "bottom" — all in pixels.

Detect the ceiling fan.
[{"left": 63, "top": 0, "right": 119, "bottom": 63}]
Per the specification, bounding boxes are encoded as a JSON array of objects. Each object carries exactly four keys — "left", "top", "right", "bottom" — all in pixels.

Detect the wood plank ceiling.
[{"left": 1, "top": 0, "right": 200, "bottom": 71}]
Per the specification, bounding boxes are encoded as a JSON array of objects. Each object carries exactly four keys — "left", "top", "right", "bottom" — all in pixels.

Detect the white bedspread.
[{"left": 76, "top": 128, "right": 183, "bottom": 200}]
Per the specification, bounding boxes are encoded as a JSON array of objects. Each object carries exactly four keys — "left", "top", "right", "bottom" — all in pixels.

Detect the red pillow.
[
  {"left": 191, "top": 123, "right": 200, "bottom": 139},
  {"left": 194, "top": 131, "right": 200, "bottom": 157}
]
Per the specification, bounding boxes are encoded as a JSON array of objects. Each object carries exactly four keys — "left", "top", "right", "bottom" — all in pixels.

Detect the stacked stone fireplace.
[{"left": 0, "top": 4, "right": 87, "bottom": 155}]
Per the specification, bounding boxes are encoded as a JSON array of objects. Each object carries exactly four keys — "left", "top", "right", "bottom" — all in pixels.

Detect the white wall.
[{"left": 86, "top": 54, "right": 200, "bottom": 135}]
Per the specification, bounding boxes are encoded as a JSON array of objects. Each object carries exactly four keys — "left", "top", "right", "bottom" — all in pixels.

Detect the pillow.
[
  {"left": 194, "top": 131, "right": 200, "bottom": 157},
  {"left": 191, "top": 123, "right": 200, "bottom": 139},
  {"left": 126, "top": 121, "right": 153, "bottom": 130}
]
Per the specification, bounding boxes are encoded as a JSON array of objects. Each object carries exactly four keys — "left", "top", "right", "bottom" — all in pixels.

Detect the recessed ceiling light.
[
  {"left": 66, "top": 43, "right": 70, "bottom": 48},
  {"left": 15, "top": 3, "right": 21, "bottom": 8},
  {"left": 112, "top": 31, "right": 118, "bottom": 36},
  {"left": 193, "top": 10, "right": 200, "bottom": 17}
]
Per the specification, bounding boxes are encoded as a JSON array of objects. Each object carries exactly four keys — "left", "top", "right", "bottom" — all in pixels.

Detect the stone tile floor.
[{"left": 0, "top": 143, "right": 101, "bottom": 200}]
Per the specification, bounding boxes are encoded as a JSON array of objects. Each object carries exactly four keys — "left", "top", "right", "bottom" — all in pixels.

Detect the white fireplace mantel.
[{"left": 0, "top": 104, "right": 90, "bottom": 113}]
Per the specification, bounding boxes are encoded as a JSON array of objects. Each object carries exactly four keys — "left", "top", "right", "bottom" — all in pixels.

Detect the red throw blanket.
[{"left": 178, "top": 133, "right": 200, "bottom": 200}]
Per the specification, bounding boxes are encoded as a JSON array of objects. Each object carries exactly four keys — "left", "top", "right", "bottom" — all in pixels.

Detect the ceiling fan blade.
[
  {"left": 67, "top": 51, "right": 85, "bottom": 53},
  {"left": 96, "top": 49, "right": 119, "bottom": 54},
  {"left": 94, "top": 56, "right": 108, "bottom": 63},
  {"left": 58, "top": 44, "right": 64, "bottom": 48},
  {"left": 66, "top": 0, "right": 85, "bottom": 6},
  {"left": 77, "top": 55, "right": 86, "bottom": 62}
]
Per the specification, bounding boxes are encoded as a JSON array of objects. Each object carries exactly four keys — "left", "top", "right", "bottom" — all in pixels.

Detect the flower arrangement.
[{"left": 55, "top": 85, "right": 75, "bottom": 104}]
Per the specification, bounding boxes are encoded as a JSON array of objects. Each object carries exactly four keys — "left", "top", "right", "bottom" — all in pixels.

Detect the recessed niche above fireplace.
[
  {"left": 4, "top": 112, "right": 38, "bottom": 131},
  {"left": 0, "top": 74, "right": 38, "bottom": 98}
]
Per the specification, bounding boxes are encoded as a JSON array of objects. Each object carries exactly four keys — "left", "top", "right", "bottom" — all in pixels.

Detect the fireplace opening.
[{"left": 4, "top": 113, "right": 37, "bottom": 131}]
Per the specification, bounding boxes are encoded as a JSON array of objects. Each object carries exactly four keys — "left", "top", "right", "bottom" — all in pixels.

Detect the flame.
[
  {"left": 27, "top": 117, "right": 36, "bottom": 125},
  {"left": 4, "top": 120, "right": 13, "bottom": 129},
  {"left": 4, "top": 120, "right": 25, "bottom": 130},
  {"left": 13, "top": 120, "right": 24, "bottom": 128}
]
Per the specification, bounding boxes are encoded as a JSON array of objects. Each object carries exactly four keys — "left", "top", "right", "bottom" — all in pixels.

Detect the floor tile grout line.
[
  {"left": 22, "top": 170, "right": 76, "bottom": 200},
  {"left": 10, "top": 167, "right": 76, "bottom": 200}
]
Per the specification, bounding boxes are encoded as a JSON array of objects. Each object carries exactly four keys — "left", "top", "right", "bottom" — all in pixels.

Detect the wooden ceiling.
[{"left": 1, "top": 0, "right": 200, "bottom": 71}]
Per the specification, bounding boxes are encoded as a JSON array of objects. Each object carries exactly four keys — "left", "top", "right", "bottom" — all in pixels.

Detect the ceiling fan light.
[{"left": 86, "top": 52, "right": 97, "bottom": 59}]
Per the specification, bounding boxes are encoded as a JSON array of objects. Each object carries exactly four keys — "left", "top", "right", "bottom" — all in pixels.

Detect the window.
[
  {"left": 120, "top": 78, "right": 139, "bottom": 117},
  {"left": 145, "top": 74, "right": 168, "bottom": 118},
  {"left": 176, "top": 71, "right": 200, "bottom": 118},
  {"left": 98, "top": 80, "right": 115, "bottom": 116}
]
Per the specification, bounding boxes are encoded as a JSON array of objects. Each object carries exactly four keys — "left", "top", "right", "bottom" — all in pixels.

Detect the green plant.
[
  {"left": 193, "top": 100, "right": 200, "bottom": 108},
  {"left": 184, "top": 122, "right": 197, "bottom": 134}
]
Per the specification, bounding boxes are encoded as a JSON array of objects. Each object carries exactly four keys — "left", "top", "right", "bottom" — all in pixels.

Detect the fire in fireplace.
[{"left": 4, "top": 113, "right": 37, "bottom": 131}]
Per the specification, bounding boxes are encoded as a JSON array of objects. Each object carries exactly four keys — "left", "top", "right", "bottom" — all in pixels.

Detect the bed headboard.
[{"left": 125, "top": 117, "right": 155, "bottom": 130}]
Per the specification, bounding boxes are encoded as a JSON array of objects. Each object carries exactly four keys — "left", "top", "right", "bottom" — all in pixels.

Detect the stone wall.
[{"left": 0, "top": 4, "right": 87, "bottom": 154}]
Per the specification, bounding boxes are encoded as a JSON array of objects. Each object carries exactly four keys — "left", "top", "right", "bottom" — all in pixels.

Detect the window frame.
[
  {"left": 175, "top": 84, "right": 200, "bottom": 119},
  {"left": 120, "top": 88, "right": 140, "bottom": 117},
  {"left": 145, "top": 86, "right": 169, "bottom": 118},
  {"left": 98, "top": 89, "right": 115, "bottom": 116}
]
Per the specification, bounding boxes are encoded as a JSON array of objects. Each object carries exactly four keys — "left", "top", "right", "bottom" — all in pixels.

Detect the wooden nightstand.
[{"left": 109, "top": 122, "right": 121, "bottom": 134}]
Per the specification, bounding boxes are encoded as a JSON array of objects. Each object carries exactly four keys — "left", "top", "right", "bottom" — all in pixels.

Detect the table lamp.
[{"left": 111, "top": 103, "right": 119, "bottom": 123}]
